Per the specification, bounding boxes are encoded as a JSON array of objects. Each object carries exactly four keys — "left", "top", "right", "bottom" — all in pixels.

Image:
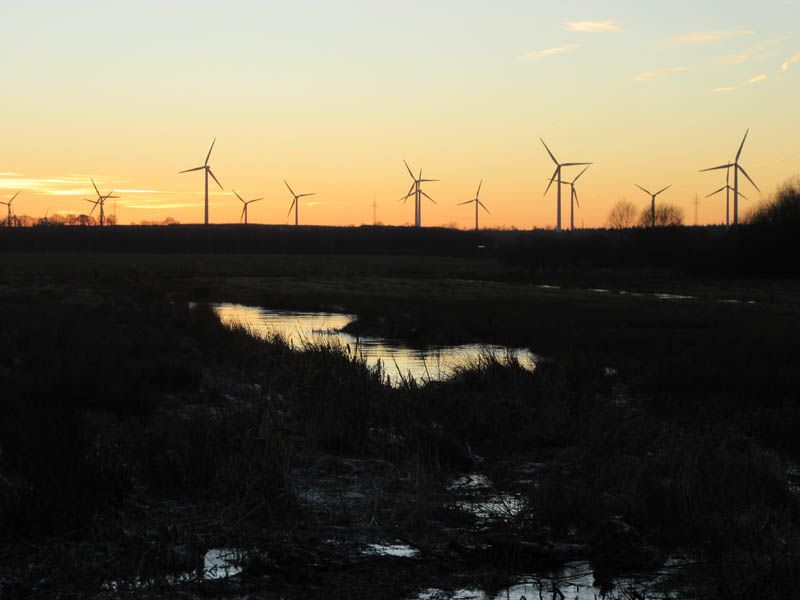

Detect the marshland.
[{"left": 1, "top": 184, "right": 800, "bottom": 598}]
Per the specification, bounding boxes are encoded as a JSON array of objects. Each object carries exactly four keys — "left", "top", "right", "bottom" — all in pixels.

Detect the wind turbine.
[
  {"left": 284, "top": 181, "right": 314, "bottom": 226},
  {"left": 635, "top": 184, "right": 672, "bottom": 227},
  {"left": 458, "top": 180, "right": 490, "bottom": 231},
  {"left": 705, "top": 165, "right": 745, "bottom": 226},
  {"left": 179, "top": 138, "right": 223, "bottom": 225},
  {"left": 0, "top": 191, "right": 20, "bottom": 227},
  {"left": 541, "top": 139, "right": 592, "bottom": 232},
  {"left": 700, "top": 130, "right": 759, "bottom": 226},
  {"left": 233, "top": 190, "right": 263, "bottom": 224},
  {"left": 560, "top": 166, "right": 591, "bottom": 231},
  {"left": 401, "top": 161, "right": 438, "bottom": 228},
  {"left": 84, "top": 179, "right": 119, "bottom": 226}
]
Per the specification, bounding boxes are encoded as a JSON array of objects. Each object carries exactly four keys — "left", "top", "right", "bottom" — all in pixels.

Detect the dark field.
[{"left": 1, "top": 242, "right": 800, "bottom": 598}]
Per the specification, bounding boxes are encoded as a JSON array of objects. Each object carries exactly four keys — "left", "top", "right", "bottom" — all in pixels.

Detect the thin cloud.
[
  {"left": 634, "top": 66, "right": 690, "bottom": 81},
  {"left": 720, "top": 37, "right": 789, "bottom": 65},
  {"left": 518, "top": 44, "right": 581, "bottom": 61},
  {"left": 714, "top": 73, "right": 767, "bottom": 92},
  {"left": 672, "top": 30, "right": 754, "bottom": 44},
  {"left": 564, "top": 20, "right": 622, "bottom": 33},
  {"left": 782, "top": 50, "right": 800, "bottom": 70}
]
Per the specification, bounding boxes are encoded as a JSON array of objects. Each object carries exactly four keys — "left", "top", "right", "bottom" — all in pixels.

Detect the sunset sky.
[{"left": 1, "top": 0, "right": 798, "bottom": 228}]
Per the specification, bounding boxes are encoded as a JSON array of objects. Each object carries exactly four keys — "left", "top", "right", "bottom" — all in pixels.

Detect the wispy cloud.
[
  {"left": 719, "top": 37, "right": 789, "bottom": 65},
  {"left": 564, "top": 20, "right": 622, "bottom": 33},
  {"left": 782, "top": 50, "right": 800, "bottom": 70},
  {"left": 634, "top": 66, "right": 690, "bottom": 81},
  {"left": 121, "top": 203, "right": 197, "bottom": 210},
  {"left": 0, "top": 174, "right": 169, "bottom": 197},
  {"left": 518, "top": 44, "right": 581, "bottom": 62},
  {"left": 714, "top": 73, "right": 768, "bottom": 92},
  {"left": 672, "top": 30, "right": 754, "bottom": 44}
]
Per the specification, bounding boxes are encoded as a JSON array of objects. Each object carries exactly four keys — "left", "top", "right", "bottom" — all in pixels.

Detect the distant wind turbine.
[
  {"left": 560, "top": 165, "right": 591, "bottom": 231},
  {"left": 0, "top": 191, "right": 20, "bottom": 227},
  {"left": 700, "top": 130, "right": 759, "bottom": 226},
  {"left": 401, "top": 161, "right": 438, "bottom": 228},
  {"left": 233, "top": 190, "right": 263, "bottom": 225},
  {"left": 635, "top": 184, "right": 672, "bottom": 227},
  {"left": 458, "top": 180, "right": 490, "bottom": 231},
  {"left": 705, "top": 165, "right": 745, "bottom": 226},
  {"left": 541, "top": 139, "right": 592, "bottom": 232},
  {"left": 179, "top": 139, "right": 223, "bottom": 225},
  {"left": 285, "top": 181, "right": 314, "bottom": 226},
  {"left": 84, "top": 179, "right": 119, "bottom": 226}
]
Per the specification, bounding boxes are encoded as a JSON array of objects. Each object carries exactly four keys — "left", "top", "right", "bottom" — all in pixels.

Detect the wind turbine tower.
[
  {"left": 458, "top": 180, "right": 490, "bottom": 231},
  {"left": 560, "top": 166, "right": 590, "bottom": 231},
  {"left": 635, "top": 184, "right": 672, "bottom": 227},
  {"left": 285, "top": 181, "right": 314, "bottom": 226},
  {"left": 180, "top": 139, "right": 223, "bottom": 225},
  {"left": 541, "top": 139, "right": 592, "bottom": 232},
  {"left": 234, "top": 190, "right": 263, "bottom": 225},
  {"left": 700, "top": 130, "right": 759, "bottom": 226},
  {"left": 401, "top": 161, "right": 438, "bottom": 228},
  {"left": 85, "top": 179, "right": 119, "bottom": 226},
  {"left": 0, "top": 191, "right": 20, "bottom": 227}
]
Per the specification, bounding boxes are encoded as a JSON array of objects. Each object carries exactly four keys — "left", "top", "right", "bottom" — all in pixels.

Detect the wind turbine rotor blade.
[
  {"left": 573, "top": 188, "right": 580, "bottom": 209},
  {"left": 287, "top": 199, "right": 296, "bottom": 216},
  {"left": 91, "top": 178, "right": 101, "bottom": 198},
  {"left": 405, "top": 182, "right": 416, "bottom": 198},
  {"left": 179, "top": 166, "right": 206, "bottom": 173},
  {"left": 476, "top": 180, "right": 483, "bottom": 198},
  {"left": 457, "top": 199, "right": 474, "bottom": 206},
  {"left": 540, "top": 138, "right": 558, "bottom": 165},
  {"left": 545, "top": 168, "right": 559, "bottom": 195},
  {"left": 738, "top": 191, "right": 749, "bottom": 201},
  {"left": 298, "top": 193, "right": 316, "bottom": 198},
  {"left": 421, "top": 191, "right": 436, "bottom": 204},
  {"left": 656, "top": 185, "right": 672, "bottom": 196},
  {"left": 736, "top": 129, "right": 749, "bottom": 161},
  {"left": 573, "top": 165, "right": 590, "bottom": 183},
  {"left": 403, "top": 160, "right": 415, "bottom": 180},
  {"left": 706, "top": 186, "right": 726, "bottom": 198},
  {"left": 635, "top": 184, "right": 652, "bottom": 196},
  {"left": 9, "top": 191, "right": 21, "bottom": 203},
  {"left": 250, "top": 198, "right": 264, "bottom": 203},
  {"left": 737, "top": 165, "right": 760, "bottom": 192},
  {"left": 233, "top": 190, "right": 245, "bottom": 203},
  {"left": 699, "top": 164, "right": 733, "bottom": 173},
  {"left": 284, "top": 180, "right": 296, "bottom": 196},
  {"left": 479, "top": 201, "right": 490, "bottom": 214},
  {"left": 561, "top": 162, "right": 593, "bottom": 167},
  {"left": 420, "top": 179, "right": 439, "bottom": 183},
  {"left": 240, "top": 207, "right": 246, "bottom": 223},
  {"left": 208, "top": 169, "right": 223, "bottom": 190},
  {"left": 205, "top": 138, "right": 216, "bottom": 166}
]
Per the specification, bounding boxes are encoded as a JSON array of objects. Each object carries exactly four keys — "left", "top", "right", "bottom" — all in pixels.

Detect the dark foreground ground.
[{"left": 1, "top": 251, "right": 799, "bottom": 599}]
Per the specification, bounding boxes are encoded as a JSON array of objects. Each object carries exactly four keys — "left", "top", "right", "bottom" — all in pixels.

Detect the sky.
[{"left": 0, "top": 0, "right": 798, "bottom": 229}]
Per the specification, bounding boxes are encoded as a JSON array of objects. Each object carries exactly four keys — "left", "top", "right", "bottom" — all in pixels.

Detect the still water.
[{"left": 213, "top": 304, "right": 536, "bottom": 386}]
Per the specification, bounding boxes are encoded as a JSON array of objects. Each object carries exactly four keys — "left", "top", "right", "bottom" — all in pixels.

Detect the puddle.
[
  {"left": 449, "top": 474, "right": 527, "bottom": 522},
  {"left": 415, "top": 559, "right": 691, "bottom": 599},
  {"left": 212, "top": 304, "right": 537, "bottom": 386},
  {"left": 364, "top": 543, "right": 420, "bottom": 558},
  {"left": 104, "top": 548, "right": 245, "bottom": 592},
  {"left": 203, "top": 548, "right": 245, "bottom": 580}
]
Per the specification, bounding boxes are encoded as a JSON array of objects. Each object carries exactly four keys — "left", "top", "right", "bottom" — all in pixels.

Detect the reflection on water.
[
  {"left": 416, "top": 559, "right": 689, "bottom": 599},
  {"left": 213, "top": 304, "right": 536, "bottom": 386}
]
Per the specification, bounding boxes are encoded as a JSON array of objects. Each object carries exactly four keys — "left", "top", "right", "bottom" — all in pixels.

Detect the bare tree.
[
  {"left": 607, "top": 200, "right": 638, "bottom": 229},
  {"left": 638, "top": 203, "right": 685, "bottom": 227}
]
